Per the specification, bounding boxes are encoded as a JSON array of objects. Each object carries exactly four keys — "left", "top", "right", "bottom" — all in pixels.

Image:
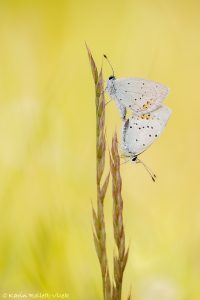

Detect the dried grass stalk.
[
  {"left": 86, "top": 45, "right": 111, "bottom": 300},
  {"left": 110, "top": 133, "right": 130, "bottom": 300},
  {"left": 127, "top": 293, "right": 132, "bottom": 300}
]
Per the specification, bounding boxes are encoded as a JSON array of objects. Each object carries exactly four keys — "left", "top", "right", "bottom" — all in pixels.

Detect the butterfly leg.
[
  {"left": 120, "top": 158, "right": 131, "bottom": 165},
  {"left": 105, "top": 99, "right": 113, "bottom": 106}
]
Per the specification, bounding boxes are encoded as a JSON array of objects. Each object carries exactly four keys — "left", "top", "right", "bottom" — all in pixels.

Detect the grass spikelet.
[
  {"left": 87, "top": 46, "right": 111, "bottom": 300},
  {"left": 110, "top": 133, "right": 130, "bottom": 300}
]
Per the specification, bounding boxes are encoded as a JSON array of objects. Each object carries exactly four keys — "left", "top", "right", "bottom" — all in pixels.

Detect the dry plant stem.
[
  {"left": 86, "top": 45, "right": 111, "bottom": 300},
  {"left": 127, "top": 293, "right": 132, "bottom": 300},
  {"left": 110, "top": 133, "right": 129, "bottom": 300}
]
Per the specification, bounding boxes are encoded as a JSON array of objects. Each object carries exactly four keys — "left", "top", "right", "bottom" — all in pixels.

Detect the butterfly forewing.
[{"left": 114, "top": 78, "right": 169, "bottom": 114}]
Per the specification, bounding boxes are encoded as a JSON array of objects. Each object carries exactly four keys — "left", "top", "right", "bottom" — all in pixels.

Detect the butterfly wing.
[
  {"left": 122, "top": 105, "right": 171, "bottom": 156},
  {"left": 114, "top": 77, "right": 169, "bottom": 114}
]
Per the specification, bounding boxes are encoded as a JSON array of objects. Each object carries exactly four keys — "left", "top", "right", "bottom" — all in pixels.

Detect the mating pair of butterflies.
[{"left": 104, "top": 55, "right": 171, "bottom": 180}]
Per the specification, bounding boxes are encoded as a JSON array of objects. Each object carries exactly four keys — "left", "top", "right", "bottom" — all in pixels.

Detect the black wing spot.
[
  {"left": 130, "top": 126, "right": 132, "bottom": 128},
  {"left": 129, "top": 105, "right": 131, "bottom": 108},
  {"left": 149, "top": 134, "right": 151, "bottom": 137},
  {"left": 143, "top": 144, "right": 145, "bottom": 146},
  {"left": 155, "top": 134, "right": 158, "bottom": 137}
]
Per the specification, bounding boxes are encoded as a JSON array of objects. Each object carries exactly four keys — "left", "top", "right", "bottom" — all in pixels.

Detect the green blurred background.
[{"left": 0, "top": 0, "right": 199, "bottom": 299}]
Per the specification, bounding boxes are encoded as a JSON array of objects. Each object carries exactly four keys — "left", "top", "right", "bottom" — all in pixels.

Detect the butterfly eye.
[{"left": 109, "top": 76, "right": 115, "bottom": 80}]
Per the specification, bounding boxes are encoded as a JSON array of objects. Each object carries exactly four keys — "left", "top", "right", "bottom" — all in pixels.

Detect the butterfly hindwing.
[{"left": 122, "top": 105, "right": 171, "bottom": 156}]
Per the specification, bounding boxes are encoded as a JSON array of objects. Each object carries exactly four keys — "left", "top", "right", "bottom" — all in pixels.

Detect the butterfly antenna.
[
  {"left": 137, "top": 158, "right": 157, "bottom": 182},
  {"left": 103, "top": 54, "right": 115, "bottom": 77}
]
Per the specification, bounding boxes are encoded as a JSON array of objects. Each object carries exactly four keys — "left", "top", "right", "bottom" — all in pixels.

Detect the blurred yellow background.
[{"left": 0, "top": 0, "right": 199, "bottom": 299}]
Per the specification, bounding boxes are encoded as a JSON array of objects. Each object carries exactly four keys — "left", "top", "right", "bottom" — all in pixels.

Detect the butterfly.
[
  {"left": 104, "top": 55, "right": 169, "bottom": 120},
  {"left": 121, "top": 105, "right": 171, "bottom": 181}
]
